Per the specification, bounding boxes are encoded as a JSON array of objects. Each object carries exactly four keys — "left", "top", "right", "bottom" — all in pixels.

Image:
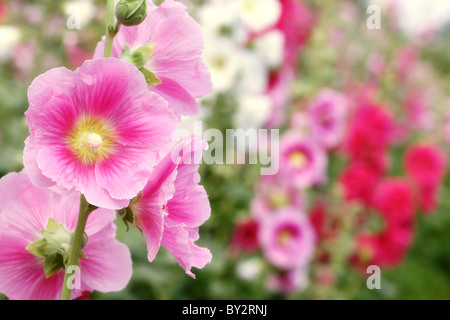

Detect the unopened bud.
[{"left": 115, "top": 0, "right": 147, "bottom": 27}]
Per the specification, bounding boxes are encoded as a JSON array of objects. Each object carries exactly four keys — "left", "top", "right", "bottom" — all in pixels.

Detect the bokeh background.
[{"left": 0, "top": 0, "right": 449, "bottom": 300}]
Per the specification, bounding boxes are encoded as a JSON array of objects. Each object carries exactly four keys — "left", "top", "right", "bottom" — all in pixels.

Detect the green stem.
[
  {"left": 104, "top": 0, "right": 117, "bottom": 58},
  {"left": 60, "top": 195, "right": 95, "bottom": 300}
]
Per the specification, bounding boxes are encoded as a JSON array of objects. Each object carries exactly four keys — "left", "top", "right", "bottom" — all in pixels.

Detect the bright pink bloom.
[
  {"left": 404, "top": 143, "right": 447, "bottom": 213},
  {"left": 24, "top": 58, "right": 177, "bottom": 210},
  {"left": 404, "top": 143, "right": 447, "bottom": 189},
  {"left": 0, "top": 171, "right": 132, "bottom": 300},
  {"left": 338, "top": 161, "right": 382, "bottom": 206},
  {"left": 306, "top": 89, "right": 348, "bottom": 149},
  {"left": 251, "top": 174, "right": 304, "bottom": 220},
  {"left": 343, "top": 104, "right": 394, "bottom": 162},
  {"left": 276, "top": 0, "right": 313, "bottom": 65},
  {"left": 259, "top": 208, "right": 315, "bottom": 270},
  {"left": 128, "top": 136, "right": 211, "bottom": 278},
  {"left": 278, "top": 131, "right": 328, "bottom": 189},
  {"left": 94, "top": 0, "right": 212, "bottom": 119},
  {"left": 0, "top": 1, "right": 7, "bottom": 22},
  {"left": 372, "top": 178, "right": 416, "bottom": 227},
  {"left": 229, "top": 218, "right": 260, "bottom": 253}
]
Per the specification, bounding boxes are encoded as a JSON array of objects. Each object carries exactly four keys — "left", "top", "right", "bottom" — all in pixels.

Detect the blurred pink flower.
[
  {"left": 307, "top": 89, "right": 348, "bottom": 149},
  {"left": 24, "top": 58, "right": 177, "bottom": 209},
  {"left": 259, "top": 208, "right": 315, "bottom": 270},
  {"left": 0, "top": 171, "right": 132, "bottom": 300},
  {"left": 229, "top": 218, "right": 260, "bottom": 253},
  {"left": 251, "top": 174, "right": 304, "bottom": 220},
  {"left": 278, "top": 131, "right": 328, "bottom": 189},
  {"left": 128, "top": 136, "right": 212, "bottom": 278},
  {"left": 94, "top": 0, "right": 212, "bottom": 119}
]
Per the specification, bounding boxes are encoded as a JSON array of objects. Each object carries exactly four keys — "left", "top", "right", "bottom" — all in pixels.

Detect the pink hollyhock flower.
[
  {"left": 0, "top": 171, "right": 132, "bottom": 300},
  {"left": 251, "top": 174, "right": 304, "bottom": 220},
  {"left": 404, "top": 143, "right": 447, "bottom": 213},
  {"left": 278, "top": 131, "right": 328, "bottom": 189},
  {"left": 94, "top": 0, "right": 212, "bottom": 119},
  {"left": 372, "top": 178, "right": 416, "bottom": 227},
  {"left": 259, "top": 208, "right": 315, "bottom": 270},
  {"left": 275, "top": 0, "right": 313, "bottom": 66},
  {"left": 338, "top": 161, "right": 383, "bottom": 206},
  {"left": 266, "top": 267, "right": 308, "bottom": 294},
  {"left": 0, "top": 0, "right": 7, "bottom": 23},
  {"left": 343, "top": 103, "right": 394, "bottom": 162},
  {"left": 24, "top": 58, "right": 177, "bottom": 210},
  {"left": 404, "top": 143, "right": 447, "bottom": 189},
  {"left": 307, "top": 89, "right": 348, "bottom": 149},
  {"left": 229, "top": 218, "right": 260, "bottom": 253},
  {"left": 126, "top": 136, "right": 211, "bottom": 278}
]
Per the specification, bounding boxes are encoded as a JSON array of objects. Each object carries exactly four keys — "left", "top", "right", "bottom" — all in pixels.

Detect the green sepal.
[
  {"left": 26, "top": 238, "right": 47, "bottom": 258},
  {"left": 140, "top": 67, "right": 161, "bottom": 86},
  {"left": 44, "top": 253, "right": 64, "bottom": 278}
]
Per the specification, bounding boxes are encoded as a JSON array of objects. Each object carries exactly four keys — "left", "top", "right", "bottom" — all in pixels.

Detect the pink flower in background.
[
  {"left": 307, "top": 89, "right": 348, "bottom": 149},
  {"left": 0, "top": 171, "right": 132, "bottom": 300},
  {"left": 404, "top": 143, "right": 447, "bottom": 213},
  {"left": 343, "top": 103, "right": 394, "bottom": 162},
  {"left": 251, "top": 174, "right": 304, "bottom": 220},
  {"left": 276, "top": 0, "right": 313, "bottom": 66},
  {"left": 278, "top": 131, "right": 328, "bottom": 189},
  {"left": 372, "top": 178, "right": 416, "bottom": 227},
  {"left": 259, "top": 208, "right": 315, "bottom": 270},
  {"left": 94, "top": 0, "right": 212, "bottom": 119},
  {"left": 128, "top": 136, "right": 212, "bottom": 278},
  {"left": 24, "top": 58, "right": 177, "bottom": 210},
  {"left": 0, "top": 0, "right": 7, "bottom": 23}
]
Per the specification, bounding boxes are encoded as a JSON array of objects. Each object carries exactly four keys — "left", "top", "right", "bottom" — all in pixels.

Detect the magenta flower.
[
  {"left": 24, "top": 58, "right": 177, "bottom": 209},
  {"left": 0, "top": 171, "right": 132, "bottom": 300},
  {"left": 278, "top": 131, "right": 328, "bottom": 189},
  {"left": 259, "top": 208, "right": 316, "bottom": 270},
  {"left": 266, "top": 267, "right": 308, "bottom": 294},
  {"left": 126, "top": 136, "right": 212, "bottom": 278},
  {"left": 94, "top": 0, "right": 212, "bottom": 119},
  {"left": 307, "top": 89, "right": 348, "bottom": 149}
]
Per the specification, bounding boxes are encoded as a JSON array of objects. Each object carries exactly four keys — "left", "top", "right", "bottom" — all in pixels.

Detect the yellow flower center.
[
  {"left": 269, "top": 192, "right": 289, "bottom": 210},
  {"left": 278, "top": 229, "right": 294, "bottom": 246},
  {"left": 289, "top": 151, "right": 308, "bottom": 169},
  {"left": 67, "top": 116, "right": 116, "bottom": 164}
]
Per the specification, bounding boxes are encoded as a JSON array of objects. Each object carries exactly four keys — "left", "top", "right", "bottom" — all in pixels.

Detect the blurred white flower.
[
  {"left": 236, "top": 257, "right": 263, "bottom": 281},
  {"left": 252, "top": 30, "right": 285, "bottom": 69},
  {"left": 232, "top": 0, "right": 281, "bottom": 33},
  {"left": 203, "top": 39, "right": 241, "bottom": 93},
  {"left": 63, "top": 0, "right": 96, "bottom": 29},
  {"left": 237, "top": 51, "right": 268, "bottom": 95},
  {"left": 233, "top": 94, "right": 272, "bottom": 130},
  {"left": 198, "top": 0, "right": 246, "bottom": 43},
  {"left": 0, "top": 26, "right": 21, "bottom": 62}
]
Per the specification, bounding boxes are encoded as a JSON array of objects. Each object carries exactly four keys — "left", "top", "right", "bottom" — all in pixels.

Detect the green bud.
[{"left": 115, "top": 0, "right": 147, "bottom": 27}]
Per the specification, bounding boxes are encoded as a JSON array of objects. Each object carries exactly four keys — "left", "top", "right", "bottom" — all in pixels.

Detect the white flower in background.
[
  {"left": 197, "top": 0, "right": 246, "bottom": 44},
  {"left": 0, "top": 26, "right": 21, "bottom": 63},
  {"left": 233, "top": 94, "right": 272, "bottom": 130},
  {"left": 232, "top": 0, "right": 281, "bottom": 33},
  {"left": 252, "top": 30, "right": 285, "bottom": 69},
  {"left": 236, "top": 257, "right": 263, "bottom": 281},
  {"left": 203, "top": 39, "right": 241, "bottom": 93},
  {"left": 63, "top": 0, "right": 96, "bottom": 28},
  {"left": 177, "top": 106, "right": 211, "bottom": 139},
  {"left": 370, "top": 0, "right": 450, "bottom": 40},
  {"left": 237, "top": 51, "right": 268, "bottom": 95}
]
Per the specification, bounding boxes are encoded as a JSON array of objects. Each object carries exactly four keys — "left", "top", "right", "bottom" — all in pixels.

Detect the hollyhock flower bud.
[
  {"left": 0, "top": 171, "right": 132, "bottom": 300},
  {"left": 259, "top": 208, "right": 315, "bottom": 270},
  {"left": 115, "top": 0, "right": 147, "bottom": 27},
  {"left": 124, "top": 136, "right": 211, "bottom": 278},
  {"left": 94, "top": 0, "right": 212, "bottom": 118},
  {"left": 24, "top": 58, "right": 177, "bottom": 210}
]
